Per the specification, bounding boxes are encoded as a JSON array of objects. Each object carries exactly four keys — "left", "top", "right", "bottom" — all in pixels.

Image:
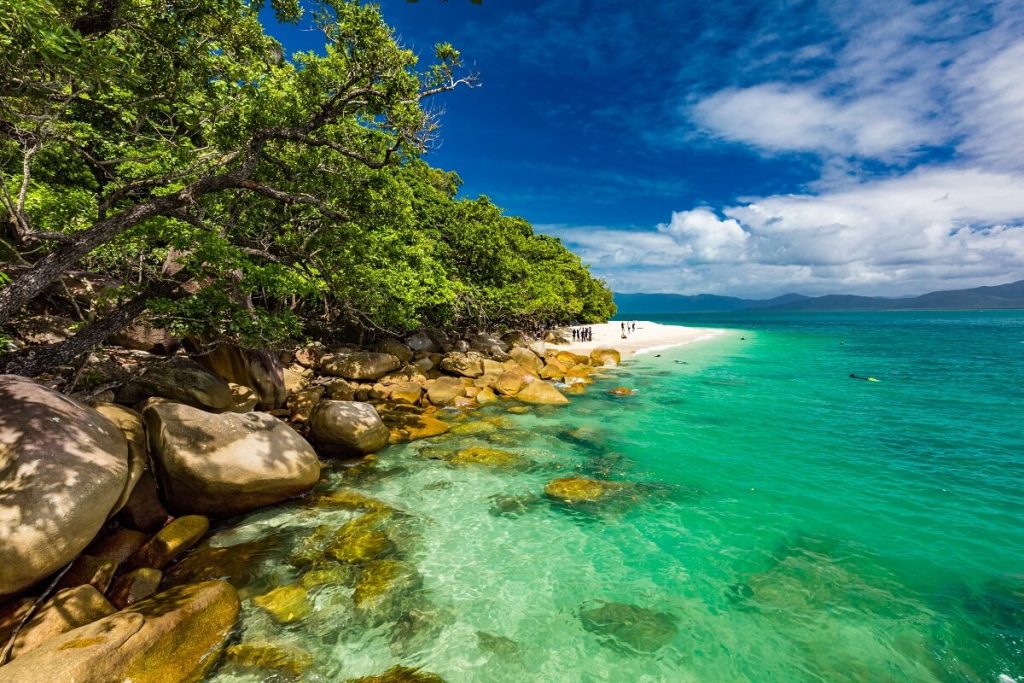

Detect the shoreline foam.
[{"left": 553, "top": 321, "right": 728, "bottom": 358}]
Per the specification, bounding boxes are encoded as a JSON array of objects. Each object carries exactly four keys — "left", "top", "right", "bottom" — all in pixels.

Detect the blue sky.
[{"left": 264, "top": 0, "right": 1024, "bottom": 297}]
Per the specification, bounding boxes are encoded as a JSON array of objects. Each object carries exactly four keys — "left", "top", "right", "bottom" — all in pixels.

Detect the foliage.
[{"left": 0, "top": 0, "right": 612, "bottom": 359}]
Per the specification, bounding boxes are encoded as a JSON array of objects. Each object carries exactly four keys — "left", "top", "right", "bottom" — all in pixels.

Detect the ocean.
[{"left": 204, "top": 311, "right": 1024, "bottom": 682}]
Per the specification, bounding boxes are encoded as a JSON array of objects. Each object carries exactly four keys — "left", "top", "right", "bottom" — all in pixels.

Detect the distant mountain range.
[{"left": 614, "top": 279, "right": 1024, "bottom": 314}]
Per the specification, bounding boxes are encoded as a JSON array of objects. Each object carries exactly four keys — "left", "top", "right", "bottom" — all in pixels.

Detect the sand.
[{"left": 552, "top": 321, "right": 728, "bottom": 358}]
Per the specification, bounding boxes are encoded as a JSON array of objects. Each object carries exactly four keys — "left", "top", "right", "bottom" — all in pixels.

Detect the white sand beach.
[{"left": 554, "top": 321, "right": 728, "bottom": 357}]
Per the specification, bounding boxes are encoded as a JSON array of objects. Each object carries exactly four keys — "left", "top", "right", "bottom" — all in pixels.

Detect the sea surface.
[{"left": 204, "top": 311, "right": 1024, "bottom": 682}]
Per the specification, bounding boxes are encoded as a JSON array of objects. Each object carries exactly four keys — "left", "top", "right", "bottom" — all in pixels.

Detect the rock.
[
  {"left": 539, "top": 360, "right": 566, "bottom": 381},
  {"left": 55, "top": 555, "right": 118, "bottom": 594},
  {"left": 287, "top": 386, "right": 325, "bottom": 422},
  {"left": 17, "top": 314, "right": 74, "bottom": 345},
  {"left": 477, "top": 630, "right": 522, "bottom": 658},
  {"left": 252, "top": 584, "right": 311, "bottom": 624},
  {"left": 308, "top": 400, "right": 389, "bottom": 457},
  {"left": 515, "top": 381, "right": 569, "bottom": 405},
  {"left": 509, "top": 347, "right": 542, "bottom": 374},
  {"left": 374, "top": 338, "right": 414, "bottom": 364},
  {"left": 127, "top": 515, "right": 210, "bottom": 569},
  {"left": 544, "top": 477, "right": 622, "bottom": 503},
  {"left": 116, "top": 357, "right": 234, "bottom": 411},
  {"left": 608, "top": 386, "right": 635, "bottom": 396},
  {"left": 319, "top": 352, "right": 401, "bottom": 381},
  {"left": 411, "top": 357, "right": 434, "bottom": 374},
  {"left": 450, "top": 447, "right": 523, "bottom": 468},
  {"left": 282, "top": 363, "right": 313, "bottom": 394},
  {"left": 0, "top": 376, "right": 131, "bottom": 598},
  {"left": 544, "top": 329, "right": 571, "bottom": 344},
  {"left": 116, "top": 470, "right": 169, "bottom": 532},
  {"left": 311, "top": 489, "right": 393, "bottom": 512},
  {"left": 293, "top": 343, "right": 325, "bottom": 369},
  {"left": 0, "top": 581, "right": 240, "bottom": 683},
  {"left": 406, "top": 331, "right": 441, "bottom": 353},
  {"left": 425, "top": 376, "right": 466, "bottom": 406},
  {"left": 388, "top": 381, "right": 423, "bottom": 405},
  {"left": 323, "top": 377, "right": 355, "bottom": 401},
  {"left": 501, "top": 330, "right": 531, "bottom": 347},
  {"left": 579, "top": 600, "right": 678, "bottom": 653},
  {"left": 85, "top": 528, "right": 149, "bottom": 565},
  {"left": 109, "top": 323, "right": 180, "bottom": 355},
  {"left": 506, "top": 405, "right": 530, "bottom": 415},
  {"left": 225, "top": 641, "right": 313, "bottom": 678},
  {"left": 475, "top": 387, "right": 498, "bottom": 405},
  {"left": 385, "top": 411, "right": 450, "bottom": 443},
  {"left": 439, "top": 352, "right": 484, "bottom": 378},
  {"left": 108, "top": 568, "right": 163, "bottom": 608},
  {"left": 192, "top": 345, "right": 286, "bottom": 410},
  {"left": 92, "top": 402, "right": 147, "bottom": 516},
  {"left": 144, "top": 402, "right": 320, "bottom": 515},
  {"left": 162, "top": 536, "right": 280, "bottom": 597},
  {"left": 348, "top": 665, "right": 446, "bottom": 683},
  {"left": 8, "top": 585, "right": 115, "bottom": 659},
  {"left": 590, "top": 348, "right": 622, "bottom": 366},
  {"left": 528, "top": 340, "right": 546, "bottom": 357},
  {"left": 328, "top": 519, "right": 394, "bottom": 564},
  {"left": 227, "top": 382, "right": 258, "bottom": 412},
  {"left": 493, "top": 370, "right": 525, "bottom": 396},
  {"left": 352, "top": 560, "right": 421, "bottom": 612},
  {"left": 565, "top": 364, "right": 596, "bottom": 384},
  {"left": 557, "top": 350, "right": 590, "bottom": 366}
]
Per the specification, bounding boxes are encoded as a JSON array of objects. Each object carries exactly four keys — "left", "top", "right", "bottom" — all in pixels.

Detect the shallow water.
[{"left": 204, "top": 311, "right": 1024, "bottom": 682}]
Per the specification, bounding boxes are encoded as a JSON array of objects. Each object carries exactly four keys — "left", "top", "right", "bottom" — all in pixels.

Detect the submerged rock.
[
  {"left": 347, "top": 665, "right": 446, "bottom": 683},
  {"left": 451, "top": 447, "right": 524, "bottom": 468},
  {"left": 0, "top": 580, "right": 240, "bottom": 683},
  {"left": 352, "top": 560, "right": 422, "bottom": 612},
  {"left": 163, "top": 535, "right": 280, "bottom": 594},
  {"left": 311, "top": 488, "right": 394, "bottom": 512},
  {"left": 107, "top": 568, "right": 163, "bottom": 608},
  {"left": 608, "top": 386, "right": 635, "bottom": 396},
  {"left": 225, "top": 641, "right": 314, "bottom": 679},
  {"left": 488, "top": 493, "right": 543, "bottom": 518},
  {"left": 252, "top": 584, "right": 311, "bottom": 624},
  {"left": 127, "top": 514, "right": 209, "bottom": 569},
  {"left": 0, "top": 375, "right": 131, "bottom": 598},
  {"left": 328, "top": 525, "right": 394, "bottom": 564},
  {"left": 476, "top": 630, "right": 522, "bottom": 658},
  {"left": 544, "top": 477, "right": 623, "bottom": 503},
  {"left": 579, "top": 600, "right": 679, "bottom": 653}
]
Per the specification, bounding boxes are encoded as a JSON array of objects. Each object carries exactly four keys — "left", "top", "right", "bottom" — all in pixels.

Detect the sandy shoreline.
[{"left": 553, "top": 321, "right": 728, "bottom": 358}]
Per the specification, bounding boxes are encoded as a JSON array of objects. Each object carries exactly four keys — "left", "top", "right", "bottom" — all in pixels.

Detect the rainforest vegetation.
[{"left": 0, "top": 0, "right": 614, "bottom": 374}]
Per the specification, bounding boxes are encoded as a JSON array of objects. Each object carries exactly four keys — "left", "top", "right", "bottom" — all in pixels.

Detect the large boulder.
[
  {"left": 590, "top": 348, "right": 622, "bottom": 367},
  {"left": 116, "top": 357, "right": 234, "bottom": 411},
  {"left": 7, "top": 584, "right": 116, "bottom": 659},
  {"left": 92, "top": 403, "right": 147, "bottom": 516},
  {"left": 319, "top": 352, "right": 401, "bottom": 381},
  {"left": 406, "top": 331, "right": 441, "bottom": 353},
  {"left": 308, "top": 400, "right": 389, "bottom": 457},
  {"left": 493, "top": 371, "right": 525, "bottom": 396},
  {"left": 439, "top": 352, "right": 484, "bottom": 378},
  {"left": 194, "top": 344, "right": 286, "bottom": 409},
  {"left": 109, "top": 323, "right": 180, "bottom": 355},
  {"left": 469, "top": 332, "right": 509, "bottom": 358},
  {"left": 509, "top": 346, "right": 543, "bottom": 374},
  {"left": 374, "top": 338, "right": 413, "bottom": 364},
  {"left": 143, "top": 402, "right": 320, "bottom": 516},
  {"left": 0, "top": 376, "right": 131, "bottom": 598},
  {"left": 0, "top": 581, "right": 240, "bottom": 683},
  {"left": 516, "top": 381, "right": 569, "bottom": 405},
  {"left": 425, "top": 376, "right": 465, "bottom": 406}
]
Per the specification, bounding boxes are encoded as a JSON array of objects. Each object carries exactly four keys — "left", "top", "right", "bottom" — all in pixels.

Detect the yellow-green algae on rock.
[
  {"left": 225, "top": 641, "right": 313, "bottom": 678},
  {"left": 450, "top": 447, "right": 523, "bottom": 467},
  {"left": 352, "top": 559, "right": 421, "bottom": 610},
  {"left": 0, "top": 580, "right": 240, "bottom": 683},
  {"left": 252, "top": 584, "right": 311, "bottom": 624},
  {"left": 347, "top": 664, "right": 447, "bottom": 682},
  {"left": 544, "top": 477, "right": 623, "bottom": 503}
]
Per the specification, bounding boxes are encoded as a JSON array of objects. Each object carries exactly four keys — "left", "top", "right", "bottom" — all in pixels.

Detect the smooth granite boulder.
[
  {"left": 515, "top": 380, "right": 569, "bottom": 405},
  {"left": 374, "top": 338, "right": 414, "bottom": 364},
  {"left": 509, "top": 346, "right": 543, "bottom": 374},
  {"left": 590, "top": 348, "right": 622, "bottom": 367},
  {"left": 308, "top": 400, "right": 390, "bottom": 457},
  {"left": 319, "top": 352, "right": 401, "bottom": 381},
  {"left": 439, "top": 352, "right": 484, "bottom": 378},
  {"left": 0, "top": 376, "right": 131, "bottom": 598},
  {"left": 406, "top": 331, "right": 441, "bottom": 353},
  {"left": 109, "top": 323, "right": 180, "bottom": 355},
  {"left": 93, "top": 402, "right": 147, "bottom": 516},
  {"left": 425, "top": 376, "right": 466, "bottom": 406},
  {"left": 194, "top": 344, "right": 286, "bottom": 409},
  {"left": 144, "top": 402, "right": 320, "bottom": 516},
  {"left": 7, "top": 585, "right": 116, "bottom": 659},
  {"left": 116, "top": 357, "right": 234, "bottom": 411},
  {"left": 0, "top": 581, "right": 240, "bottom": 683}
]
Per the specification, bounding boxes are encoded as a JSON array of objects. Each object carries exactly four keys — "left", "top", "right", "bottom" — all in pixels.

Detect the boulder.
[
  {"left": 109, "top": 323, "right": 180, "bottom": 355},
  {"left": 286, "top": 386, "right": 325, "bottom": 422},
  {"left": 493, "top": 371, "right": 525, "bottom": 396},
  {"left": 7, "top": 585, "right": 116, "bottom": 660},
  {"left": 608, "top": 387, "right": 635, "bottom": 396},
  {"left": 116, "top": 471, "right": 169, "bottom": 532},
  {"left": 528, "top": 340, "right": 546, "bottom": 358},
  {"left": 439, "top": 352, "right": 484, "bottom": 378},
  {"left": 308, "top": 400, "right": 389, "bottom": 457},
  {"left": 252, "top": 584, "right": 311, "bottom": 624},
  {"left": 539, "top": 363, "right": 565, "bottom": 381},
  {"left": 515, "top": 381, "right": 569, "bottom": 405},
  {"left": 127, "top": 515, "right": 209, "bottom": 569},
  {"left": 108, "top": 568, "right": 163, "bottom": 608},
  {"left": 406, "top": 331, "right": 441, "bottom": 353},
  {"left": 590, "top": 348, "right": 622, "bottom": 366},
  {"left": 55, "top": 555, "right": 118, "bottom": 594},
  {"left": 17, "top": 314, "right": 73, "bottom": 345},
  {"left": 93, "top": 402, "right": 147, "bottom": 516},
  {"left": 557, "top": 350, "right": 590, "bottom": 366},
  {"left": 374, "top": 338, "right": 414, "bottom": 364},
  {"left": 509, "top": 347, "right": 542, "bottom": 374},
  {"left": 85, "top": 529, "right": 149, "bottom": 566},
  {"left": 544, "top": 477, "right": 623, "bottom": 503},
  {"left": 388, "top": 381, "right": 423, "bottom": 405},
  {"left": 469, "top": 333, "right": 509, "bottom": 358},
  {"left": 324, "top": 377, "right": 355, "bottom": 400},
  {"left": 544, "top": 328, "right": 571, "bottom": 344},
  {"left": 475, "top": 387, "right": 498, "bottom": 405},
  {"left": 227, "top": 383, "right": 258, "bottom": 412},
  {"left": 116, "top": 357, "right": 234, "bottom": 411},
  {"left": 384, "top": 411, "right": 450, "bottom": 443},
  {"left": 293, "top": 343, "right": 325, "bottom": 369},
  {"left": 144, "top": 402, "right": 320, "bottom": 516},
  {"left": 425, "top": 376, "right": 466, "bottom": 406},
  {"left": 194, "top": 345, "right": 286, "bottom": 410},
  {"left": 282, "top": 363, "right": 313, "bottom": 394},
  {"left": 0, "top": 581, "right": 240, "bottom": 683},
  {"left": 0, "top": 376, "right": 131, "bottom": 598},
  {"left": 411, "top": 356, "right": 434, "bottom": 374},
  {"left": 501, "top": 330, "right": 531, "bottom": 348},
  {"left": 451, "top": 447, "right": 523, "bottom": 468},
  {"left": 319, "top": 352, "right": 401, "bottom": 381}
]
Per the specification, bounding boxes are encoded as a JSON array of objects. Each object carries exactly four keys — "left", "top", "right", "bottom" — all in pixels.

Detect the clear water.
[{"left": 204, "top": 311, "right": 1024, "bottom": 682}]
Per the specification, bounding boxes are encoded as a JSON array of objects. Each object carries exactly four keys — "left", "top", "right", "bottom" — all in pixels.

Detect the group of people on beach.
[
  {"left": 620, "top": 321, "right": 636, "bottom": 338},
  {"left": 572, "top": 327, "right": 593, "bottom": 342}
]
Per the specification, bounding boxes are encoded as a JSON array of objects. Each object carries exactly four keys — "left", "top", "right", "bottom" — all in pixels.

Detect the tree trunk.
[{"left": 0, "top": 287, "right": 157, "bottom": 376}]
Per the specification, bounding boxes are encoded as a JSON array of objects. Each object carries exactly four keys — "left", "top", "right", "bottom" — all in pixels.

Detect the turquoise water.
[{"left": 204, "top": 311, "right": 1024, "bottom": 682}]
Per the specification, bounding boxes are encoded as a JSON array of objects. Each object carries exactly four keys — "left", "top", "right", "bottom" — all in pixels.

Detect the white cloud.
[{"left": 544, "top": 167, "right": 1024, "bottom": 297}]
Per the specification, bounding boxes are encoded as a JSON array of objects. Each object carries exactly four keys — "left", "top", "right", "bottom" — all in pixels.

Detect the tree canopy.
[{"left": 0, "top": 0, "right": 614, "bottom": 372}]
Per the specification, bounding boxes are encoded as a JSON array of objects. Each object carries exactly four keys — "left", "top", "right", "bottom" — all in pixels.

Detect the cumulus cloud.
[{"left": 545, "top": 167, "right": 1024, "bottom": 297}]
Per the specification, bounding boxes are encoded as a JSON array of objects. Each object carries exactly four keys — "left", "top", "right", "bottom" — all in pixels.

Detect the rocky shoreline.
[{"left": 0, "top": 327, "right": 624, "bottom": 682}]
